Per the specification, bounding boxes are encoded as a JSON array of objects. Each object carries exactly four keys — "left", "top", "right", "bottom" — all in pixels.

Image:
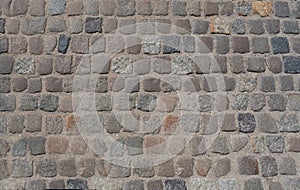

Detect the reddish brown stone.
[
  {"left": 47, "top": 136, "right": 69, "bottom": 154},
  {"left": 162, "top": 115, "right": 179, "bottom": 134},
  {"left": 70, "top": 137, "right": 87, "bottom": 155},
  {"left": 144, "top": 136, "right": 166, "bottom": 154},
  {"left": 252, "top": 1, "right": 272, "bottom": 17},
  {"left": 60, "top": 96, "right": 73, "bottom": 112}
]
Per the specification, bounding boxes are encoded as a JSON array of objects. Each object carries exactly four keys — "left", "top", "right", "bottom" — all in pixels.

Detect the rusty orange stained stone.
[
  {"left": 163, "top": 115, "right": 179, "bottom": 134},
  {"left": 252, "top": 1, "right": 272, "bottom": 17}
]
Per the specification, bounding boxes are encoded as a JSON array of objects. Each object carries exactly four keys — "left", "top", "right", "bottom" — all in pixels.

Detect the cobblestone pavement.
[{"left": 0, "top": 0, "right": 300, "bottom": 189}]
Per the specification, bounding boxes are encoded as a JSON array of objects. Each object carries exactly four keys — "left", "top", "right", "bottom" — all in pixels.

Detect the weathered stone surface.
[
  {"left": 236, "top": 1, "right": 251, "bottom": 16},
  {"left": 231, "top": 94, "right": 248, "bottom": 110},
  {"left": 238, "top": 113, "right": 256, "bottom": 133},
  {"left": 15, "top": 57, "right": 34, "bottom": 74},
  {"left": 268, "top": 94, "right": 286, "bottom": 111},
  {"left": 143, "top": 36, "right": 161, "bottom": 55},
  {"left": 274, "top": 1, "right": 290, "bottom": 17},
  {"left": 48, "top": 0, "right": 65, "bottom": 15},
  {"left": 211, "top": 136, "right": 230, "bottom": 155},
  {"left": 271, "top": 37, "right": 290, "bottom": 54},
  {"left": 244, "top": 178, "right": 264, "bottom": 190},
  {"left": 266, "top": 135, "right": 285, "bottom": 153},
  {"left": 36, "top": 158, "right": 57, "bottom": 177},
  {"left": 278, "top": 114, "right": 300, "bottom": 132},
  {"left": 260, "top": 156, "right": 278, "bottom": 177},
  {"left": 283, "top": 56, "right": 300, "bottom": 74},
  {"left": 165, "top": 179, "right": 186, "bottom": 190},
  {"left": 260, "top": 76, "right": 275, "bottom": 92},
  {"left": 47, "top": 136, "right": 68, "bottom": 154},
  {"left": 195, "top": 158, "right": 211, "bottom": 177},
  {"left": 116, "top": 0, "right": 135, "bottom": 16},
  {"left": 252, "top": 1, "right": 272, "bottom": 17},
  {"left": 0, "top": 139, "right": 10, "bottom": 157},
  {"left": 40, "top": 94, "right": 59, "bottom": 112},
  {"left": 219, "top": 179, "right": 239, "bottom": 190},
  {"left": 12, "top": 159, "right": 33, "bottom": 177},
  {"left": 238, "top": 156, "right": 259, "bottom": 175},
  {"left": 0, "top": 55, "right": 14, "bottom": 74},
  {"left": 210, "top": 18, "right": 230, "bottom": 34},
  {"left": 231, "top": 135, "right": 248, "bottom": 152},
  {"left": 278, "top": 156, "right": 297, "bottom": 175},
  {"left": 67, "top": 179, "right": 88, "bottom": 190},
  {"left": 215, "top": 158, "right": 231, "bottom": 177}
]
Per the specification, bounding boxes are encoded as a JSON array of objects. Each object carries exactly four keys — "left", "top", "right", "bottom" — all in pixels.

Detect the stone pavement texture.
[{"left": 0, "top": 0, "right": 300, "bottom": 189}]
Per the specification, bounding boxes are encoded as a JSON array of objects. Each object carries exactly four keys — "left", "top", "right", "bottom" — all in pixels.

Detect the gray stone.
[
  {"left": 0, "top": 115, "right": 7, "bottom": 133},
  {"left": 244, "top": 178, "right": 264, "bottom": 190},
  {"left": 190, "top": 178, "right": 216, "bottom": 190},
  {"left": 250, "top": 94, "right": 266, "bottom": 112},
  {"left": 45, "top": 116, "right": 63, "bottom": 134},
  {"left": 172, "top": 0, "right": 186, "bottom": 16},
  {"left": 58, "top": 34, "right": 70, "bottom": 54},
  {"left": 70, "top": 35, "right": 89, "bottom": 54},
  {"left": 119, "top": 18, "right": 136, "bottom": 35},
  {"left": 231, "top": 135, "right": 248, "bottom": 152},
  {"left": 153, "top": 0, "right": 169, "bottom": 15},
  {"left": 12, "top": 159, "right": 33, "bottom": 177},
  {"left": 271, "top": 37, "right": 290, "bottom": 54},
  {"left": 86, "top": 17, "right": 102, "bottom": 33},
  {"left": 183, "top": 36, "right": 195, "bottom": 53},
  {"left": 48, "top": 0, "right": 66, "bottom": 15},
  {"left": 284, "top": 178, "right": 300, "bottom": 190},
  {"left": 238, "top": 113, "right": 256, "bottom": 133},
  {"left": 8, "top": 115, "right": 24, "bottom": 134},
  {"left": 0, "top": 36, "right": 8, "bottom": 53},
  {"left": 216, "top": 36, "right": 229, "bottom": 54},
  {"left": 147, "top": 180, "right": 163, "bottom": 190},
  {"left": 228, "top": 55, "right": 245, "bottom": 74},
  {"left": 232, "top": 19, "right": 246, "bottom": 34},
  {"left": 278, "top": 114, "right": 300, "bottom": 132},
  {"left": 36, "top": 57, "right": 53, "bottom": 75},
  {"left": 48, "top": 17, "right": 66, "bottom": 32},
  {"left": 172, "top": 56, "right": 193, "bottom": 75},
  {"left": 25, "top": 114, "right": 42, "bottom": 132},
  {"left": 219, "top": 179, "right": 239, "bottom": 190},
  {"left": 27, "top": 78, "right": 41, "bottom": 93},
  {"left": 0, "top": 160, "right": 8, "bottom": 180},
  {"left": 143, "top": 36, "right": 161, "bottom": 55},
  {"left": 137, "top": 94, "right": 157, "bottom": 112},
  {"left": 211, "top": 136, "right": 230, "bottom": 155},
  {"left": 215, "top": 158, "right": 231, "bottom": 177},
  {"left": 84, "top": 0, "right": 99, "bottom": 16},
  {"left": 280, "top": 75, "right": 294, "bottom": 91},
  {"left": 232, "top": 36, "right": 250, "bottom": 54},
  {"left": 36, "top": 158, "right": 57, "bottom": 177},
  {"left": 235, "top": 1, "right": 251, "bottom": 16},
  {"left": 204, "top": 1, "right": 218, "bottom": 16},
  {"left": 283, "top": 56, "right": 300, "bottom": 74},
  {"left": 231, "top": 94, "right": 248, "bottom": 110},
  {"left": 0, "top": 19, "right": 5, "bottom": 33},
  {"left": 25, "top": 180, "right": 46, "bottom": 190},
  {"left": 292, "top": 38, "right": 300, "bottom": 54},
  {"left": 111, "top": 57, "right": 133, "bottom": 74},
  {"left": 15, "top": 57, "right": 35, "bottom": 74},
  {"left": 143, "top": 78, "right": 161, "bottom": 92},
  {"left": 162, "top": 36, "right": 180, "bottom": 54},
  {"left": 109, "top": 164, "right": 131, "bottom": 178},
  {"left": 195, "top": 158, "right": 211, "bottom": 176},
  {"left": 237, "top": 75, "right": 257, "bottom": 92},
  {"left": 191, "top": 19, "right": 209, "bottom": 34},
  {"left": 0, "top": 77, "right": 10, "bottom": 93},
  {"left": 19, "top": 95, "right": 38, "bottom": 111},
  {"left": 96, "top": 95, "right": 112, "bottom": 111},
  {"left": 54, "top": 55, "right": 72, "bottom": 74},
  {"left": 40, "top": 94, "right": 59, "bottom": 112},
  {"left": 0, "top": 94, "right": 16, "bottom": 111},
  {"left": 283, "top": 21, "right": 299, "bottom": 34},
  {"left": 268, "top": 94, "right": 286, "bottom": 111},
  {"left": 136, "top": 0, "right": 152, "bottom": 15},
  {"left": 260, "top": 156, "right": 278, "bottom": 177},
  {"left": 0, "top": 55, "right": 14, "bottom": 74},
  {"left": 116, "top": 0, "right": 135, "bottom": 16},
  {"left": 49, "top": 180, "right": 65, "bottom": 189},
  {"left": 67, "top": 179, "right": 88, "bottom": 190},
  {"left": 126, "top": 136, "right": 143, "bottom": 155},
  {"left": 58, "top": 158, "right": 77, "bottom": 177},
  {"left": 267, "top": 56, "right": 282, "bottom": 74},
  {"left": 265, "top": 19, "right": 280, "bottom": 34},
  {"left": 165, "top": 179, "right": 186, "bottom": 190},
  {"left": 249, "top": 20, "right": 265, "bottom": 35},
  {"left": 257, "top": 113, "right": 278, "bottom": 133},
  {"left": 269, "top": 182, "right": 283, "bottom": 190},
  {"left": 238, "top": 156, "right": 259, "bottom": 175},
  {"left": 274, "top": 1, "right": 290, "bottom": 17},
  {"left": 68, "top": 17, "right": 83, "bottom": 34},
  {"left": 100, "top": 0, "right": 115, "bottom": 16},
  {"left": 252, "top": 37, "right": 270, "bottom": 54},
  {"left": 123, "top": 180, "right": 144, "bottom": 190},
  {"left": 260, "top": 76, "right": 275, "bottom": 92},
  {"left": 278, "top": 157, "right": 297, "bottom": 175},
  {"left": 12, "top": 139, "right": 26, "bottom": 157},
  {"left": 110, "top": 139, "right": 124, "bottom": 157},
  {"left": 104, "top": 114, "right": 122, "bottom": 133},
  {"left": 28, "top": 137, "right": 45, "bottom": 155},
  {"left": 0, "top": 139, "right": 10, "bottom": 157},
  {"left": 288, "top": 94, "right": 300, "bottom": 111},
  {"left": 266, "top": 135, "right": 285, "bottom": 153}
]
